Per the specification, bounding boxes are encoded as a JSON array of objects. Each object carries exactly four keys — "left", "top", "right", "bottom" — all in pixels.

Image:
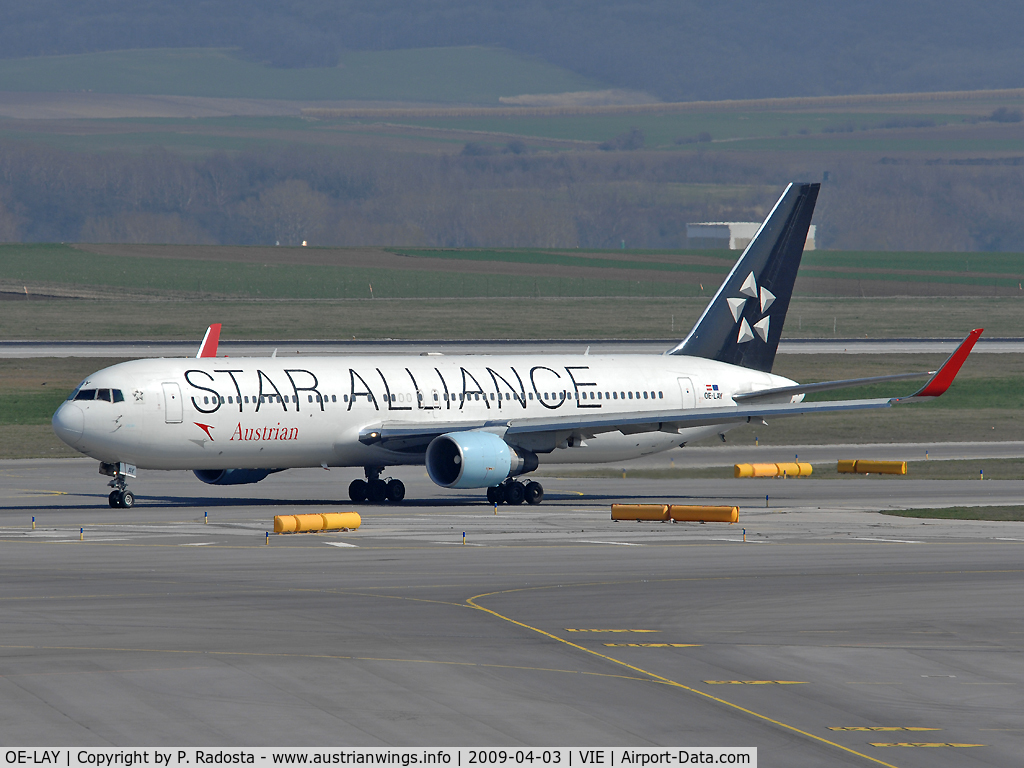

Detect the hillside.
[
  {"left": 0, "top": 47, "right": 603, "bottom": 104},
  {"left": 2, "top": 1, "right": 1023, "bottom": 102}
]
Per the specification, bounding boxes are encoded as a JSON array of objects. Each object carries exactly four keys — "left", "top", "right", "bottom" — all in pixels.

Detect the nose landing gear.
[
  {"left": 100, "top": 461, "right": 136, "bottom": 508},
  {"left": 487, "top": 478, "right": 544, "bottom": 506},
  {"left": 349, "top": 466, "right": 405, "bottom": 504}
]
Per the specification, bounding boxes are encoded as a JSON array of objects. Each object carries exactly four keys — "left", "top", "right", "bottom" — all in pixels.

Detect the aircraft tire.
[
  {"left": 525, "top": 481, "right": 544, "bottom": 505},
  {"left": 348, "top": 479, "right": 367, "bottom": 502},
  {"left": 109, "top": 490, "right": 122, "bottom": 508},
  {"left": 506, "top": 481, "right": 526, "bottom": 505},
  {"left": 120, "top": 490, "right": 135, "bottom": 509},
  {"left": 367, "top": 479, "right": 388, "bottom": 504},
  {"left": 386, "top": 479, "right": 406, "bottom": 502},
  {"left": 487, "top": 485, "right": 506, "bottom": 504}
]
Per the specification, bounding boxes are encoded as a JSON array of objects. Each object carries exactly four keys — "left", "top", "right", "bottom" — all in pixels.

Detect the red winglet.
[
  {"left": 910, "top": 328, "right": 982, "bottom": 398},
  {"left": 196, "top": 323, "right": 222, "bottom": 358}
]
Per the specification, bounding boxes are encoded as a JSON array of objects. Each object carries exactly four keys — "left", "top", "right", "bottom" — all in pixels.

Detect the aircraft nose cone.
[{"left": 52, "top": 403, "right": 84, "bottom": 447}]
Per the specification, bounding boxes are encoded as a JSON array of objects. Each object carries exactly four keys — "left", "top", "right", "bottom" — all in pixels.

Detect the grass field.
[
  {"left": 0, "top": 47, "right": 603, "bottom": 104},
  {"left": 881, "top": 505, "right": 1024, "bottom": 521},
  {"left": 0, "top": 295, "right": 1018, "bottom": 341},
  {"left": 3, "top": 244, "right": 1024, "bottom": 307}
]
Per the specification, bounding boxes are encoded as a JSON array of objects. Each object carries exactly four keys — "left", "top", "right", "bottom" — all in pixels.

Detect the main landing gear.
[
  {"left": 349, "top": 466, "right": 405, "bottom": 504},
  {"left": 487, "top": 478, "right": 544, "bottom": 506}
]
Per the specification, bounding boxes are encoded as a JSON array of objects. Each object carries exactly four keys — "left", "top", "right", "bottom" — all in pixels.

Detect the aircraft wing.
[{"left": 360, "top": 329, "right": 981, "bottom": 452}]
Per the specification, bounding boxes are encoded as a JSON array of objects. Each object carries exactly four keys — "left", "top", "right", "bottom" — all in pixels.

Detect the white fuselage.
[{"left": 52, "top": 353, "right": 796, "bottom": 471}]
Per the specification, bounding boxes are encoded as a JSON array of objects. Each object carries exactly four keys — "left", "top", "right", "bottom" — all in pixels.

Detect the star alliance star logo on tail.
[{"left": 726, "top": 271, "right": 774, "bottom": 344}]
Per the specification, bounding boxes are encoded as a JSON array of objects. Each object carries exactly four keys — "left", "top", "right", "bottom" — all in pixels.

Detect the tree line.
[{"left": 1, "top": 139, "right": 1023, "bottom": 252}]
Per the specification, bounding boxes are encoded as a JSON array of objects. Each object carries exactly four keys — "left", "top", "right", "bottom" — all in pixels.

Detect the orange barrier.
[
  {"left": 611, "top": 504, "right": 669, "bottom": 521},
  {"left": 669, "top": 505, "right": 738, "bottom": 523},
  {"left": 735, "top": 462, "right": 812, "bottom": 478},
  {"left": 274, "top": 512, "right": 362, "bottom": 533},
  {"left": 837, "top": 460, "right": 907, "bottom": 475}
]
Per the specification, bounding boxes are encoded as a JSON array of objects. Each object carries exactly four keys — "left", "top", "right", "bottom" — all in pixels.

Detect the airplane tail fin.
[{"left": 668, "top": 182, "right": 819, "bottom": 372}]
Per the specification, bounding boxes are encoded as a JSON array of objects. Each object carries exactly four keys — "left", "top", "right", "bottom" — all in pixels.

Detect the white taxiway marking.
[
  {"left": 179, "top": 542, "right": 215, "bottom": 546},
  {"left": 576, "top": 540, "right": 643, "bottom": 546},
  {"left": 995, "top": 538, "right": 1024, "bottom": 542},
  {"left": 325, "top": 542, "right": 359, "bottom": 548},
  {"left": 710, "top": 538, "right": 765, "bottom": 543},
  {"left": 851, "top": 537, "right": 922, "bottom": 544}
]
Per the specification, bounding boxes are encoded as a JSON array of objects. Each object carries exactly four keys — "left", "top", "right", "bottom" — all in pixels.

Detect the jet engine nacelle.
[
  {"left": 425, "top": 431, "right": 538, "bottom": 489},
  {"left": 193, "top": 469, "right": 273, "bottom": 485}
]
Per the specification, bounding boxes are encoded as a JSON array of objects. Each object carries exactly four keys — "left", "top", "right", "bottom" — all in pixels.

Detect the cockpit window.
[{"left": 72, "top": 388, "right": 124, "bottom": 402}]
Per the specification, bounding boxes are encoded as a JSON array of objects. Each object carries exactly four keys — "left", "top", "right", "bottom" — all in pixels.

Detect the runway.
[
  {"left": 604, "top": 440, "right": 1024, "bottom": 469},
  {"left": 3, "top": 337, "right": 1023, "bottom": 358},
  {"left": 1, "top": 459, "right": 1021, "bottom": 765}
]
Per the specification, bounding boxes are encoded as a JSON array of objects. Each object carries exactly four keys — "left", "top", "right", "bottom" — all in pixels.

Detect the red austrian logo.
[
  {"left": 194, "top": 423, "right": 215, "bottom": 440},
  {"left": 230, "top": 423, "right": 299, "bottom": 441}
]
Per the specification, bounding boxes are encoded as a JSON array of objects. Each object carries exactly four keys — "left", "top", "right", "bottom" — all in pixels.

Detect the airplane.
[{"left": 51, "top": 183, "right": 981, "bottom": 509}]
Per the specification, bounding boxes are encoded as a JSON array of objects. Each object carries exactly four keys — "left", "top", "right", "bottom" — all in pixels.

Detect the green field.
[
  {"left": 387, "top": 111, "right": 974, "bottom": 146},
  {"left": 0, "top": 47, "right": 603, "bottom": 103},
  {"left": 3, "top": 244, "right": 1024, "bottom": 304},
  {"left": 881, "top": 505, "right": 1024, "bottom": 521}
]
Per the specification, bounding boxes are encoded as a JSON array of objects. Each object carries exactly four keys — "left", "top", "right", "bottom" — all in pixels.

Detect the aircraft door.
[
  {"left": 677, "top": 377, "right": 696, "bottom": 410},
  {"left": 162, "top": 382, "right": 183, "bottom": 423}
]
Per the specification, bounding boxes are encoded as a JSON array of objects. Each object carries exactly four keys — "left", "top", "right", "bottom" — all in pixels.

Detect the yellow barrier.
[
  {"left": 320, "top": 512, "right": 362, "bottom": 530},
  {"left": 273, "top": 512, "right": 362, "bottom": 533},
  {"left": 274, "top": 516, "right": 298, "bottom": 533},
  {"left": 611, "top": 504, "right": 669, "bottom": 521},
  {"left": 837, "top": 460, "right": 907, "bottom": 475},
  {"left": 734, "top": 462, "right": 812, "bottom": 478},
  {"left": 669, "top": 505, "right": 739, "bottom": 523}
]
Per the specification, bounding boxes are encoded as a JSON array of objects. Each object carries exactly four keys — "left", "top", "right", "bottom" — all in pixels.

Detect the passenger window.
[
  {"left": 597, "top": 392, "right": 602, "bottom": 400},
  {"left": 332, "top": 395, "right": 337, "bottom": 403},
  {"left": 220, "top": 396, "right": 226, "bottom": 404},
  {"left": 643, "top": 392, "right": 648, "bottom": 399},
  {"left": 489, "top": 393, "right": 494, "bottom": 400},
  {"left": 659, "top": 391, "right": 663, "bottom": 399},
  {"left": 529, "top": 392, "right": 533, "bottom": 400},
  {"left": 113, "top": 389, "right": 125, "bottom": 403},
  {"left": 317, "top": 394, "right": 322, "bottom": 402},
  {"left": 628, "top": 392, "right": 633, "bottom": 399},
  {"left": 343, "top": 395, "right": 349, "bottom": 402}
]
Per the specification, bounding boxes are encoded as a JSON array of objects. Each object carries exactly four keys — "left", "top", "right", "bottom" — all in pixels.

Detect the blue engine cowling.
[
  {"left": 193, "top": 469, "right": 274, "bottom": 485},
  {"left": 425, "top": 431, "right": 537, "bottom": 489}
]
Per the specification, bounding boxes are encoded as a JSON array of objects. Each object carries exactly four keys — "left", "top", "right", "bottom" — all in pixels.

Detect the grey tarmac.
[{"left": 0, "top": 458, "right": 1021, "bottom": 767}]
